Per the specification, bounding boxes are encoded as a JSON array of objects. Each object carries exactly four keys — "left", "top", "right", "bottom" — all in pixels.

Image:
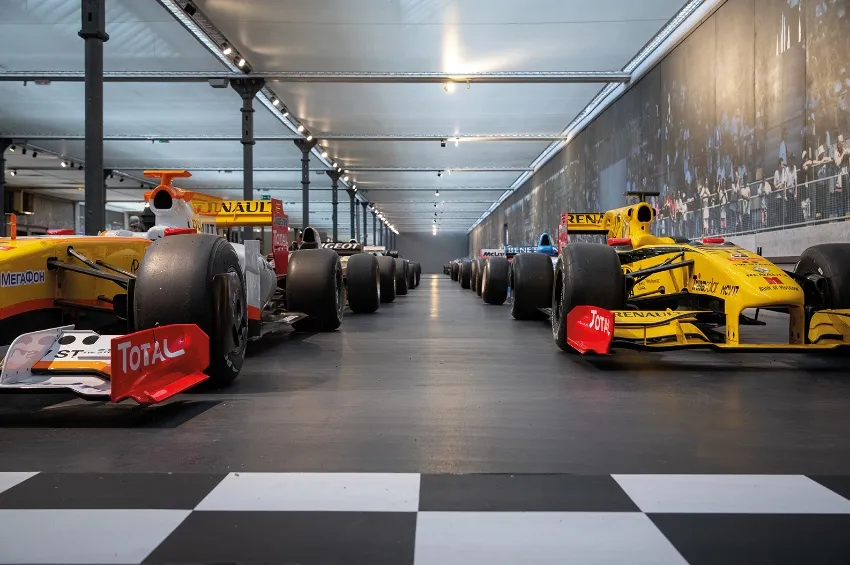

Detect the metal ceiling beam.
[
  {"left": 0, "top": 134, "right": 568, "bottom": 142},
  {"left": 0, "top": 71, "right": 631, "bottom": 84},
  {"left": 95, "top": 167, "right": 531, "bottom": 173}
]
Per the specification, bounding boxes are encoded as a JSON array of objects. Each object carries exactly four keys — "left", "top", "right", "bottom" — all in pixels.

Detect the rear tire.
[
  {"left": 394, "top": 258, "right": 409, "bottom": 295},
  {"left": 133, "top": 233, "right": 246, "bottom": 387},
  {"left": 347, "top": 254, "right": 380, "bottom": 314},
  {"left": 795, "top": 243, "right": 850, "bottom": 309},
  {"left": 551, "top": 243, "right": 625, "bottom": 352},
  {"left": 460, "top": 261, "right": 472, "bottom": 289},
  {"left": 474, "top": 259, "right": 486, "bottom": 296},
  {"left": 481, "top": 257, "right": 509, "bottom": 305},
  {"left": 406, "top": 260, "right": 416, "bottom": 289},
  {"left": 471, "top": 259, "right": 480, "bottom": 294},
  {"left": 510, "top": 253, "right": 554, "bottom": 320},
  {"left": 287, "top": 248, "right": 345, "bottom": 331},
  {"left": 451, "top": 262, "right": 459, "bottom": 281},
  {"left": 377, "top": 255, "right": 397, "bottom": 303},
  {"left": 414, "top": 262, "right": 422, "bottom": 287}
]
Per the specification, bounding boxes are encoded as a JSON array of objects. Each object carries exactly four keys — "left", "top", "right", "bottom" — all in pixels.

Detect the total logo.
[
  {"left": 0, "top": 270, "right": 46, "bottom": 287},
  {"left": 588, "top": 309, "right": 611, "bottom": 334},
  {"left": 115, "top": 338, "right": 184, "bottom": 374}
]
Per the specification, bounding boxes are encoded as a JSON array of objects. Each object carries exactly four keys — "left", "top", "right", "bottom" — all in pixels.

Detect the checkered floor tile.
[{"left": 0, "top": 472, "right": 848, "bottom": 564}]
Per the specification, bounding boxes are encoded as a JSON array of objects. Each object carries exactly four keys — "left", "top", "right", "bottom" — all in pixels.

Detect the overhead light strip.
[
  {"left": 156, "top": 0, "right": 355, "bottom": 194},
  {"left": 467, "top": 0, "right": 713, "bottom": 233}
]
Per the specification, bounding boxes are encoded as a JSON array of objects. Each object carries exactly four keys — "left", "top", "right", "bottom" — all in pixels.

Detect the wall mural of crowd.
[{"left": 470, "top": 0, "right": 850, "bottom": 251}]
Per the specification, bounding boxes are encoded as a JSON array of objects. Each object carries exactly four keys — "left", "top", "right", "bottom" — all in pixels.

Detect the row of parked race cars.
[
  {"left": 446, "top": 191, "right": 850, "bottom": 357},
  {"left": 0, "top": 170, "right": 421, "bottom": 405}
]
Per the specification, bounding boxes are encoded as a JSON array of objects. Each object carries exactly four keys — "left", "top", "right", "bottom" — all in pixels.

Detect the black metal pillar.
[
  {"left": 361, "top": 202, "right": 368, "bottom": 244},
  {"left": 294, "top": 138, "right": 317, "bottom": 231},
  {"left": 79, "top": 0, "right": 109, "bottom": 235},
  {"left": 231, "top": 77, "right": 265, "bottom": 241},
  {"left": 0, "top": 139, "right": 11, "bottom": 233},
  {"left": 327, "top": 170, "right": 341, "bottom": 241},
  {"left": 372, "top": 212, "right": 377, "bottom": 245},
  {"left": 349, "top": 191, "right": 356, "bottom": 240}
]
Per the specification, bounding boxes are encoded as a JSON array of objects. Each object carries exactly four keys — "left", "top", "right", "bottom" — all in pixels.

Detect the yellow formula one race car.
[
  {"left": 501, "top": 191, "right": 850, "bottom": 355},
  {"left": 0, "top": 170, "right": 346, "bottom": 404}
]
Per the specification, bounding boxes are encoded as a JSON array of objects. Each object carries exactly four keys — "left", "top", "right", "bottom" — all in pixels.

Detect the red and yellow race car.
[{"left": 0, "top": 170, "right": 346, "bottom": 404}]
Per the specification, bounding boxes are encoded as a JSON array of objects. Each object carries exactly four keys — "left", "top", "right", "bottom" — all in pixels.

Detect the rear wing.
[{"left": 564, "top": 212, "right": 607, "bottom": 234}]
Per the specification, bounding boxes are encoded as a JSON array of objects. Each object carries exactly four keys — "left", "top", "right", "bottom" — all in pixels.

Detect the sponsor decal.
[
  {"left": 691, "top": 278, "right": 720, "bottom": 293},
  {"left": 615, "top": 310, "right": 673, "bottom": 319},
  {"left": 728, "top": 252, "right": 760, "bottom": 262},
  {"left": 0, "top": 270, "right": 46, "bottom": 287},
  {"left": 588, "top": 309, "right": 611, "bottom": 333},
  {"left": 567, "top": 213, "right": 605, "bottom": 225},
  {"left": 763, "top": 276, "right": 783, "bottom": 285},
  {"left": 759, "top": 284, "right": 799, "bottom": 293},
  {"left": 323, "top": 242, "right": 362, "bottom": 251},
  {"left": 505, "top": 245, "right": 537, "bottom": 254},
  {"left": 720, "top": 284, "right": 740, "bottom": 297},
  {"left": 480, "top": 248, "right": 506, "bottom": 257},
  {"left": 115, "top": 336, "right": 185, "bottom": 374},
  {"left": 0, "top": 246, "right": 12, "bottom": 252},
  {"left": 753, "top": 265, "right": 770, "bottom": 274}
]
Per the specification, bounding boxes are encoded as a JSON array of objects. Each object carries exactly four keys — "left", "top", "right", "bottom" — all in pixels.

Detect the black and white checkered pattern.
[{"left": 1, "top": 472, "right": 849, "bottom": 564}]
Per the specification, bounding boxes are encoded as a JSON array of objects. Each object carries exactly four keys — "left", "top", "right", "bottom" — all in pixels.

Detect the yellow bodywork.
[
  {"left": 0, "top": 236, "right": 149, "bottom": 321},
  {"left": 566, "top": 200, "right": 850, "bottom": 351}
]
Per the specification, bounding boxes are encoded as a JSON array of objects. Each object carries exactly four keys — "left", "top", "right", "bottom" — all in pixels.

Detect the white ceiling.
[{"left": 1, "top": 0, "right": 688, "bottom": 235}]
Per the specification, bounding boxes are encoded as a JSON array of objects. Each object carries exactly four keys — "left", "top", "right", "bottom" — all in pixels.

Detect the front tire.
[
  {"left": 133, "top": 234, "right": 247, "bottom": 387},
  {"left": 287, "top": 248, "right": 345, "bottom": 331},
  {"left": 460, "top": 261, "right": 472, "bottom": 289},
  {"left": 551, "top": 243, "right": 625, "bottom": 351},
  {"left": 510, "top": 253, "right": 554, "bottom": 320},
  {"left": 347, "top": 254, "right": 380, "bottom": 314},
  {"left": 795, "top": 243, "right": 850, "bottom": 309}
]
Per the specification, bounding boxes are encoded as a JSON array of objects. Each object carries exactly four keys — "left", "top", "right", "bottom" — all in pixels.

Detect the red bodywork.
[
  {"left": 567, "top": 306, "right": 614, "bottom": 355},
  {"left": 110, "top": 324, "right": 210, "bottom": 404}
]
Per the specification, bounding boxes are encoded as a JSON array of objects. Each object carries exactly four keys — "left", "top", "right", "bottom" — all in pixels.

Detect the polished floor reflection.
[{"left": 0, "top": 274, "right": 849, "bottom": 474}]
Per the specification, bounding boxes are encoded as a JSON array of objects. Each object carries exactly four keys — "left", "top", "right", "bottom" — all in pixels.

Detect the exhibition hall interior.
[{"left": 2, "top": 0, "right": 850, "bottom": 563}]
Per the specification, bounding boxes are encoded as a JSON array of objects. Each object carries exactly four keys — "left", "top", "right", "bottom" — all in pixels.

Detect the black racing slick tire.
[
  {"left": 451, "top": 262, "right": 460, "bottom": 281},
  {"left": 481, "top": 257, "right": 509, "bottom": 305},
  {"left": 795, "top": 243, "right": 850, "bottom": 309},
  {"left": 471, "top": 259, "right": 480, "bottom": 294},
  {"left": 510, "top": 253, "right": 554, "bottom": 320},
  {"left": 414, "top": 262, "right": 422, "bottom": 287},
  {"left": 407, "top": 260, "right": 416, "bottom": 289},
  {"left": 460, "top": 261, "right": 472, "bottom": 289},
  {"left": 552, "top": 243, "right": 625, "bottom": 352},
  {"left": 133, "top": 233, "right": 247, "bottom": 387},
  {"left": 287, "top": 248, "right": 345, "bottom": 332},
  {"left": 475, "top": 259, "right": 486, "bottom": 296},
  {"left": 347, "top": 253, "right": 380, "bottom": 314},
  {"left": 394, "top": 258, "right": 409, "bottom": 295},
  {"left": 377, "top": 255, "right": 397, "bottom": 303}
]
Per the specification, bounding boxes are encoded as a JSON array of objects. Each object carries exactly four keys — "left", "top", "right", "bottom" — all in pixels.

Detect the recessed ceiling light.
[
  {"left": 306, "top": 135, "right": 313, "bottom": 141},
  {"left": 236, "top": 58, "right": 246, "bottom": 68},
  {"left": 10, "top": 169, "right": 16, "bottom": 176},
  {"left": 222, "top": 44, "right": 232, "bottom": 55},
  {"left": 297, "top": 125, "right": 305, "bottom": 133},
  {"left": 321, "top": 150, "right": 328, "bottom": 158},
  {"left": 272, "top": 98, "right": 280, "bottom": 106}
]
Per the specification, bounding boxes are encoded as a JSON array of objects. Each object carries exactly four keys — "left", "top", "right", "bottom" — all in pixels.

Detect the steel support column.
[
  {"left": 349, "top": 191, "right": 356, "bottom": 240},
  {"left": 231, "top": 77, "right": 265, "bottom": 241},
  {"left": 361, "top": 202, "right": 368, "bottom": 245},
  {"left": 0, "top": 140, "right": 11, "bottom": 232},
  {"left": 372, "top": 213, "right": 376, "bottom": 245},
  {"left": 295, "top": 139, "right": 317, "bottom": 230},
  {"left": 79, "top": 0, "right": 109, "bottom": 235},
  {"left": 327, "top": 170, "right": 342, "bottom": 241}
]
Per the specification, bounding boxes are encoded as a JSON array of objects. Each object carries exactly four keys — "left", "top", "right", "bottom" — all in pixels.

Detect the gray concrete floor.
[{"left": 1, "top": 274, "right": 849, "bottom": 474}]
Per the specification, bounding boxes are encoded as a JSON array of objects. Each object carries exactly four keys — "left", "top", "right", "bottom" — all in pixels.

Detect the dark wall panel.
[
  {"left": 470, "top": 0, "right": 849, "bottom": 253},
  {"left": 396, "top": 232, "right": 469, "bottom": 274}
]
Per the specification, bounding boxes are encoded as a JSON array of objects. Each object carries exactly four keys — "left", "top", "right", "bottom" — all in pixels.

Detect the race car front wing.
[
  {"left": 0, "top": 324, "right": 210, "bottom": 404},
  {"left": 566, "top": 306, "right": 850, "bottom": 354}
]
